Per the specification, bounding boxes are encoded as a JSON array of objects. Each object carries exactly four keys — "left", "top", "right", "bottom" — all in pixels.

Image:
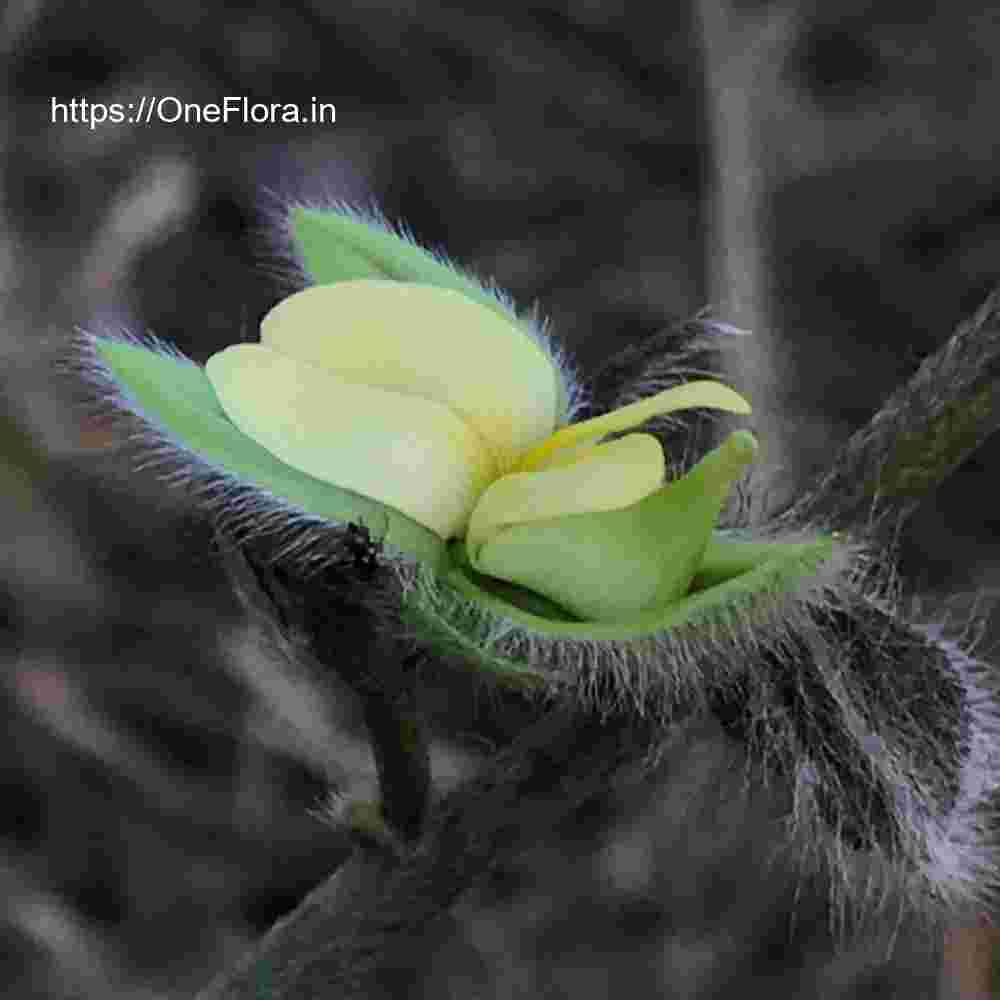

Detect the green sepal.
[
  {"left": 693, "top": 532, "right": 800, "bottom": 590},
  {"left": 397, "top": 573, "right": 549, "bottom": 689},
  {"left": 291, "top": 207, "right": 514, "bottom": 323},
  {"left": 93, "top": 337, "right": 446, "bottom": 571}
]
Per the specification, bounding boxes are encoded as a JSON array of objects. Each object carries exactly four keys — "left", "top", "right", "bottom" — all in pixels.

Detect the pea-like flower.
[
  {"left": 204, "top": 279, "right": 755, "bottom": 623},
  {"left": 82, "top": 204, "right": 836, "bottom": 687},
  {"left": 72, "top": 206, "right": 1000, "bottom": 930}
]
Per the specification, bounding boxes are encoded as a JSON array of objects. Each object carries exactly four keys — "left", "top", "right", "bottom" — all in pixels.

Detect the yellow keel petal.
[
  {"left": 517, "top": 379, "right": 751, "bottom": 472},
  {"left": 205, "top": 344, "right": 495, "bottom": 540},
  {"left": 465, "top": 432, "right": 665, "bottom": 551},
  {"left": 260, "top": 280, "right": 560, "bottom": 468}
]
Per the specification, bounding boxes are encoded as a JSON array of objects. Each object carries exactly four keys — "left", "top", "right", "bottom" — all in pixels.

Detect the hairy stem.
[
  {"left": 216, "top": 531, "right": 432, "bottom": 844},
  {"left": 360, "top": 653, "right": 430, "bottom": 843},
  {"left": 198, "top": 705, "right": 662, "bottom": 999},
  {"left": 776, "top": 288, "right": 1000, "bottom": 538}
]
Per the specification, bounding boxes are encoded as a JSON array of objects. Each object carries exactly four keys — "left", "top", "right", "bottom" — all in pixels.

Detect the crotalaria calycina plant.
[{"left": 74, "top": 204, "right": 1000, "bottom": 946}]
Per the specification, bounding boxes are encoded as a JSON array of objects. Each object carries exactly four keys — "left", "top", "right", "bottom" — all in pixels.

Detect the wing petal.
[{"left": 206, "top": 344, "right": 495, "bottom": 540}]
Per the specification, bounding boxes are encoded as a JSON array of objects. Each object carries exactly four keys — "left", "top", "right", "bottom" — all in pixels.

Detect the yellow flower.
[{"left": 204, "top": 278, "right": 754, "bottom": 621}]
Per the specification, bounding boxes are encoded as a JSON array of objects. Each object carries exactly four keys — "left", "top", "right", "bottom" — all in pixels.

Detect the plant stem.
[
  {"left": 216, "top": 531, "right": 432, "bottom": 845},
  {"left": 359, "top": 653, "right": 430, "bottom": 843},
  {"left": 197, "top": 705, "right": 662, "bottom": 999},
  {"left": 776, "top": 288, "right": 1000, "bottom": 539}
]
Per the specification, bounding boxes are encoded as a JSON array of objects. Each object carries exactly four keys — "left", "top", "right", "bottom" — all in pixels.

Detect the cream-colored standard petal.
[
  {"left": 205, "top": 344, "right": 495, "bottom": 540},
  {"left": 260, "top": 280, "right": 560, "bottom": 469},
  {"left": 516, "top": 380, "right": 751, "bottom": 473},
  {"left": 465, "top": 432, "right": 665, "bottom": 551}
]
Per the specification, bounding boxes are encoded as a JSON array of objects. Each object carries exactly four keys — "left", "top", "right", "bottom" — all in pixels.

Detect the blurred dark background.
[{"left": 2, "top": 1, "right": 1000, "bottom": 996}]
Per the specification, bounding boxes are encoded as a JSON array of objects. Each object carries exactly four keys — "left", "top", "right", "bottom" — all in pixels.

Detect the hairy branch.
[
  {"left": 215, "top": 530, "right": 432, "bottom": 843},
  {"left": 776, "top": 287, "right": 1000, "bottom": 538},
  {"left": 198, "top": 704, "right": 662, "bottom": 999}
]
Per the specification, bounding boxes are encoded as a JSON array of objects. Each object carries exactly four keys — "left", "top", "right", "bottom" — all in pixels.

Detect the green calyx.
[
  {"left": 87, "top": 205, "right": 838, "bottom": 692},
  {"left": 93, "top": 336, "right": 835, "bottom": 678},
  {"left": 94, "top": 338, "right": 832, "bottom": 638},
  {"left": 400, "top": 528, "right": 838, "bottom": 690}
]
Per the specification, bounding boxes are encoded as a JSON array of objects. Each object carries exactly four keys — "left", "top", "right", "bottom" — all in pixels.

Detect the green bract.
[{"left": 85, "top": 203, "right": 839, "bottom": 686}]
